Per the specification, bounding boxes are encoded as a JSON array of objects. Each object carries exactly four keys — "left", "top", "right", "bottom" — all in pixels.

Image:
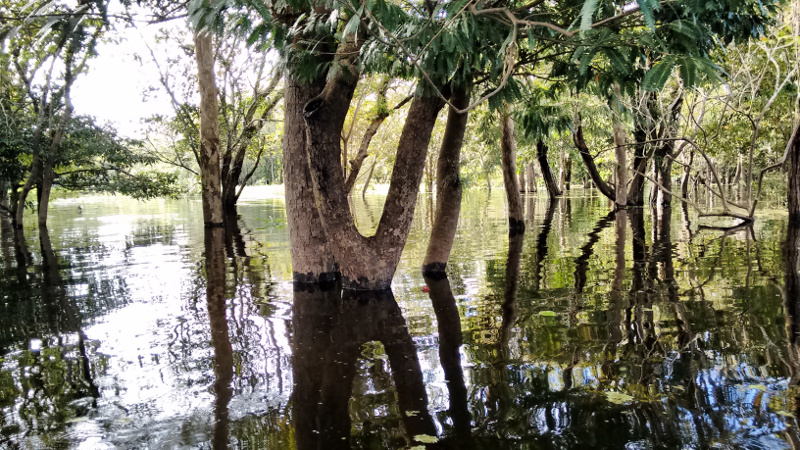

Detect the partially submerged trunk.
[
  {"left": 654, "top": 142, "right": 675, "bottom": 208},
  {"left": 518, "top": 169, "right": 527, "bottom": 193},
  {"left": 302, "top": 44, "right": 446, "bottom": 288},
  {"left": 284, "top": 74, "right": 339, "bottom": 284},
  {"left": 564, "top": 156, "right": 572, "bottom": 192},
  {"left": 194, "top": 30, "right": 224, "bottom": 226},
  {"left": 500, "top": 113, "right": 525, "bottom": 235},
  {"left": 572, "top": 123, "right": 616, "bottom": 202},
  {"left": 536, "top": 140, "right": 562, "bottom": 199},
  {"left": 14, "top": 119, "right": 46, "bottom": 228},
  {"left": 526, "top": 163, "right": 536, "bottom": 192},
  {"left": 422, "top": 86, "right": 470, "bottom": 275}
]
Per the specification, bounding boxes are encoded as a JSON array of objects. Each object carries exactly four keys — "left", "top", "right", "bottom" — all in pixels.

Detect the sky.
[{"left": 72, "top": 21, "right": 178, "bottom": 138}]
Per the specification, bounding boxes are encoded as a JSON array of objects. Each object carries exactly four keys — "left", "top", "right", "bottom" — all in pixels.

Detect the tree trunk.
[
  {"left": 0, "top": 180, "right": 8, "bottom": 215},
  {"left": 518, "top": 169, "right": 527, "bottom": 193},
  {"left": 14, "top": 133, "right": 44, "bottom": 228},
  {"left": 573, "top": 123, "right": 616, "bottom": 201},
  {"left": 791, "top": 126, "right": 800, "bottom": 224},
  {"left": 500, "top": 113, "right": 525, "bottom": 235},
  {"left": 37, "top": 156, "right": 56, "bottom": 227},
  {"left": 284, "top": 73, "right": 339, "bottom": 285},
  {"left": 526, "top": 163, "right": 536, "bottom": 192},
  {"left": 422, "top": 86, "right": 470, "bottom": 275},
  {"left": 564, "top": 156, "right": 572, "bottom": 191},
  {"left": 612, "top": 114, "right": 628, "bottom": 209},
  {"left": 536, "top": 140, "right": 562, "bottom": 199},
  {"left": 303, "top": 49, "right": 445, "bottom": 288},
  {"left": 194, "top": 30, "right": 224, "bottom": 226},
  {"left": 627, "top": 128, "right": 648, "bottom": 206},
  {"left": 654, "top": 142, "right": 674, "bottom": 208}
]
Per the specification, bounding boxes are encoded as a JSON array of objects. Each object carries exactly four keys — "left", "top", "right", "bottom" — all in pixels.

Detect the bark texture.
[
  {"left": 422, "top": 86, "right": 470, "bottom": 275},
  {"left": 284, "top": 74, "right": 339, "bottom": 284},
  {"left": 536, "top": 140, "right": 562, "bottom": 199},
  {"left": 500, "top": 114, "right": 525, "bottom": 235},
  {"left": 194, "top": 31, "right": 224, "bottom": 226}
]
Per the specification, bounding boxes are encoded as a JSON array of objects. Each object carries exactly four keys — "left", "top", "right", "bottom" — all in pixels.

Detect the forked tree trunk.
[
  {"left": 500, "top": 113, "right": 525, "bottom": 235},
  {"left": 423, "top": 86, "right": 470, "bottom": 275},
  {"left": 536, "top": 140, "right": 562, "bottom": 199},
  {"left": 15, "top": 118, "right": 46, "bottom": 228},
  {"left": 194, "top": 30, "right": 224, "bottom": 226},
  {"left": 573, "top": 123, "right": 616, "bottom": 202},
  {"left": 303, "top": 42, "right": 445, "bottom": 288}
]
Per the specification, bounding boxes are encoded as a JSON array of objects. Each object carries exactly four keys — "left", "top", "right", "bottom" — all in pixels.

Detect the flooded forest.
[{"left": 3, "top": 0, "right": 800, "bottom": 448}]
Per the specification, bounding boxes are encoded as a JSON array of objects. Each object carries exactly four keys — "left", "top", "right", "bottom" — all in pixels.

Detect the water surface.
[{"left": 0, "top": 189, "right": 797, "bottom": 449}]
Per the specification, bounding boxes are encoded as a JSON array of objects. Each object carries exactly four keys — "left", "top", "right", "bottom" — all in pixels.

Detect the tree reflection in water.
[{"left": 292, "top": 285, "right": 436, "bottom": 449}]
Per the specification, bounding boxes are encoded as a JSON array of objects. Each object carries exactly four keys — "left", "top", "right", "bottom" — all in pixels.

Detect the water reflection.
[
  {"left": 292, "top": 285, "right": 435, "bottom": 449},
  {"left": 2, "top": 193, "right": 800, "bottom": 448}
]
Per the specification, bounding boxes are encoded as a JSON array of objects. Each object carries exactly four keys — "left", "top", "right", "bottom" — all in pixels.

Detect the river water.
[{"left": 0, "top": 188, "right": 797, "bottom": 449}]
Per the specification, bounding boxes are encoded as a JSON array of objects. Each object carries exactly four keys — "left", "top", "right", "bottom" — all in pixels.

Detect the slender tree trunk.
[
  {"left": 612, "top": 116, "right": 628, "bottom": 209},
  {"left": 37, "top": 156, "right": 56, "bottom": 227},
  {"left": 655, "top": 142, "right": 674, "bottom": 208},
  {"left": 500, "top": 113, "right": 525, "bottom": 234},
  {"left": 628, "top": 129, "right": 648, "bottom": 206},
  {"left": 284, "top": 74, "right": 339, "bottom": 284},
  {"left": 536, "top": 140, "right": 562, "bottom": 199},
  {"left": 0, "top": 180, "right": 8, "bottom": 215},
  {"left": 194, "top": 30, "right": 224, "bottom": 226},
  {"left": 423, "top": 86, "right": 470, "bottom": 275},
  {"left": 564, "top": 156, "right": 572, "bottom": 192},
  {"left": 15, "top": 135, "right": 44, "bottom": 228},
  {"left": 526, "top": 163, "right": 536, "bottom": 192},
  {"left": 518, "top": 169, "right": 527, "bottom": 193},
  {"left": 573, "top": 123, "right": 616, "bottom": 201}
]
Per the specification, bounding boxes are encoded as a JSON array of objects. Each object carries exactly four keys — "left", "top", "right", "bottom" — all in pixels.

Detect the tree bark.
[
  {"left": 284, "top": 73, "right": 339, "bottom": 285},
  {"left": 572, "top": 123, "right": 616, "bottom": 201},
  {"left": 518, "top": 169, "right": 527, "bottom": 193},
  {"left": 194, "top": 30, "right": 224, "bottom": 226},
  {"left": 422, "top": 86, "right": 470, "bottom": 275},
  {"left": 500, "top": 113, "right": 525, "bottom": 235},
  {"left": 536, "top": 140, "right": 562, "bottom": 199},
  {"left": 564, "top": 156, "right": 572, "bottom": 191}
]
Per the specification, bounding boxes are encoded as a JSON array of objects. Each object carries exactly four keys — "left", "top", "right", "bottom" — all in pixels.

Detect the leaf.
[
  {"left": 580, "top": 0, "right": 599, "bottom": 32},
  {"left": 642, "top": 57, "right": 675, "bottom": 91},
  {"left": 539, "top": 310, "right": 557, "bottom": 317},
  {"left": 342, "top": 13, "right": 360, "bottom": 39},
  {"left": 602, "top": 48, "right": 629, "bottom": 75},
  {"left": 640, "top": 0, "right": 658, "bottom": 30}
]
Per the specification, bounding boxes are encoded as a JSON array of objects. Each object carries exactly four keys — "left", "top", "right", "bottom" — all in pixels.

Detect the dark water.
[{"left": 1, "top": 189, "right": 798, "bottom": 449}]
